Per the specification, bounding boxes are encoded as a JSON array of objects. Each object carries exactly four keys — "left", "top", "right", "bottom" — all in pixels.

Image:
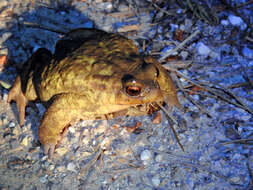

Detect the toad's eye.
[
  {"left": 126, "top": 86, "right": 141, "bottom": 96},
  {"left": 155, "top": 67, "right": 159, "bottom": 77}
]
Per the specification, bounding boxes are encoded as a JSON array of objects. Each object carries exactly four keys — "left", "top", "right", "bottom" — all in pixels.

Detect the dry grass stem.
[
  {"left": 221, "top": 139, "right": 253, "bottom": 145},
  {"left": 159, "top": 30, "right": 200, "bottom": 61},
  {"left": 171, "top": 72, "right": 212, "bottom": 117},
  {"left": 173, "top": 70, "right": 253, "bottom": 115},
  {"left": 157, "top": 103, "right": 184, "bottom": 152},
  {"left": 79, "top": 146, "right": 103, "bottom": 178}
]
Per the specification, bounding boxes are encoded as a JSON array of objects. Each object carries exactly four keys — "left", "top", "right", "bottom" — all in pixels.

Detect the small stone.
[
  {"left": 2, "top": 91, "right": 8, "bottom": 101},
  {"left": 151, "top": 175, "right": 160, "bottom": 187},
  {"left": 196, "top": 42, "right": 210, "bottom": 56},
  {"left": 8, "top": 121, "right": 16, "bottom": 128},
  {"left": 228, "top": 15, "right": 244, "bottom": 26},
  {"left": 180, "top": 51, "right": 189, "bottom": 59},
  {"left": 155, "top": 154, "right": 163, "bottom": 162},
  {"left": 0, "top": 32, "right": 12, "bottom": 44},
  {"left": 48, "top": 164, "right": 55, "bottom": 171},
  {"left": 67, "top": 162, "right": 76, "bottom": 172},
  {"left": 68, "top": 126, "right": 75, "bottom": 133},
  {"left": 12, "top": 127, "right": 19, "bottom": 136},
  {"left": 140, "top": 149, "right": 152, "bottom": 161},
  {"left": 242, "top": 47, "right": 253, "bottom": 59},
  {"left": 221, "top": 19, "right": 229, "bottom": 26},
  {"left": 39, "top": 175, "right": 48, "bottom": 183},
  {"left": 230, "top": 177, "right": 240, "bottom": 183},
  {"left": 57, "top": 166, "right": 65, "bottom": 172},
  {"left": 21, "top": 136, "right": 29, "bottom": 146},
  {"left": 56, "top": 147, "right": 68, "bottom": 156},
  {"left": 1, "top": 114, "right": 8, "bottom": 126}
]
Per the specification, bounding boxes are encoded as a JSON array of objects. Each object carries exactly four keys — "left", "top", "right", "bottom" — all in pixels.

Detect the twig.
[
  {"left": 246, "top": 161, "right": 253, "bottom": 188},
  {"left": 79, "top": 146, "right": 103, "bottom": 177},
  {"left": 227, "top": 82, "right": 250, "bottom": 89},
  {"left": 157, "top": 103, "right": 184, "bottom": 152},
  {"left": 159, "top": 30, "right": 200, "bottom": 61},
  {"left": 221, "top": 139, "right": 253, "bottom": 145},
  {"left": 171, "top": 72, "right": 212, "bottom": 117},
  {"left": 151, "top": 2, "right": 177, "bottom": 16},
  {"left": 236, "top": 0, "right": 253, "bottom": 9},
  {"left": 208, "top": 83, "right": 253, "bottom": 115},
  {"left": 246, "top": 36, "right": 253, "bottom": 43},
  {"left": 162, "top": 60, "right": 193, "bottom": 69},
  {"left": 173, "top": 70, "right": 253, "bottom": 115},
  {"left": 23, "top": 21, "right": 67, "bottom": 34}
]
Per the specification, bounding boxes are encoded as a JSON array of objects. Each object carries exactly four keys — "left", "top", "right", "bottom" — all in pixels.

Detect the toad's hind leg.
[{"left": 38, "top": 93, "right": 94, "bottom": 157}]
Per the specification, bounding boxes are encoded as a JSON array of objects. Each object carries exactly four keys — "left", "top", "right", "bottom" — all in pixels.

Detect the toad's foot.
[
  {"left": 38, "top": 93, "right": 96, "bottom": 158},
  {"left": 7, "top": 75, "right": 28, "bottom": 126}
]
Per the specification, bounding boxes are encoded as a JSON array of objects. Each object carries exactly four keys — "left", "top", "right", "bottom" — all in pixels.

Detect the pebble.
[
  {"left": 242, "top": 46, "right": 253, "bottom": 59},
  {"left": 151, "top": 175, "right": 160, "bottom": 187},
  {"left": 180, "top": 51, "right": 189, "bottom": 59},
  {"left": 155, "top": 154, "right": 163, "bottom": 162},
  {"left": 228, "top": 15, "right": 244, "bottom": 26},
  {"left": 21, "top": 136, "right": 29, "bottom": 146},
  {"left": 68, "top": 126, "right": 75, "bottom": 133},
  {"left": 0, "top": 32, "right": 12, "bottom": 44},
  {"left": 39, "top": 175, "right": 48, "bottom": 183},
  {"left": 57, "top": 166, "right": 65, "bottom": 172},
  {"left": 8, "top": 121, "right": 16, "bottom": 128},
  {"left": 196, "top": 42, "right": 211, "bottom": 56},
  {"left": 67, "top": 162, "right": 76, "bottom": 172},
  {"left": 140, "top": 149, "right": 152, "bottom": 161},
  {"left": 221, "top": 19, "right": 229, "bottom": 26}
]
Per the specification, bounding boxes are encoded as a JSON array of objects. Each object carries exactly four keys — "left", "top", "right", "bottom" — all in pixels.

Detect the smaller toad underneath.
[{"left": 8, "top": 28, "right": 181, "bottom": 157}]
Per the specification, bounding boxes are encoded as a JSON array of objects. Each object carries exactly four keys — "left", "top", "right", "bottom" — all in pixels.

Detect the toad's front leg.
[{"left": 38, "top": 93, "right": 96, "bottom": 158}]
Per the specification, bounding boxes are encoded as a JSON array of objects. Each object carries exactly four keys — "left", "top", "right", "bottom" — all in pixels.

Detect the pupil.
[{"left": 127, "top": 86, "right": 140, "bottom": 96}]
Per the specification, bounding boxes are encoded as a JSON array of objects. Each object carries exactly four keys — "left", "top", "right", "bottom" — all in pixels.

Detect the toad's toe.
[{"left": 44, "top": 142, "right": 57, "bottom": 159}]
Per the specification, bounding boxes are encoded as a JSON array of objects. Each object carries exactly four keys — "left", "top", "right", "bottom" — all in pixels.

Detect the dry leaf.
[
  {"left": 173, "top": 29, "right": 185, "bottom": 42},
  {"left": 152, "top": 112, "right": 162, "bottom": 124}
]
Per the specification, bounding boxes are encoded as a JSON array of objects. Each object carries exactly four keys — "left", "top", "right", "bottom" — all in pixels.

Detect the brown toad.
[{"left": 8, "top": 28, "right": 181, "bottom": 157}]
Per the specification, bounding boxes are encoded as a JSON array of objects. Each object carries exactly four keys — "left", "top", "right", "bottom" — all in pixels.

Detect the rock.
[
  {"left": 140, "top": 149, "right": 152, "bottom": 161},
  {"left": 68, "top": 126, "right": 75, "bottom": 133},
  {"left": 39, "top": 175, "right": 48, "bottom": 183},
  {"left": 21, "top": 136, "right": 29, "bottom": 146},
  {"left": 228, "top": 15, "right": 244, "bottom": 26},
  {"left": 56, "top": 147, "right": 68, "bottom": 156},
  {"left": 180, "top": 51, "right": 189, "bottom": 60},
  {"left": 57, "top": 166, "right": 65, "bottom": 172},
  {"left": 12, "top": 127, "right": 19, "bottom": 136},
  {"left": 151, "top": 175, "right": 160, "bottom": 187},
  {"left": 67, "top": 162, "right": 76, "bottom": 172},
  {"left": 196, "top": 42, "right": 210, "bottom": 56},
  {"left": 242, "top": 47, "right": 253, "bottom": 59},
  {"left": 8, "top": 121, "right": 16, "bottom": 128},
  {"left": 228, "top": 14, "right": 246, "bottom": 30},
  {"left": 155, "top": 154, "right": 163, "bottom": 162},
  {"left": 221, "top": 19, "right": 229, "bottom": 26}
]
